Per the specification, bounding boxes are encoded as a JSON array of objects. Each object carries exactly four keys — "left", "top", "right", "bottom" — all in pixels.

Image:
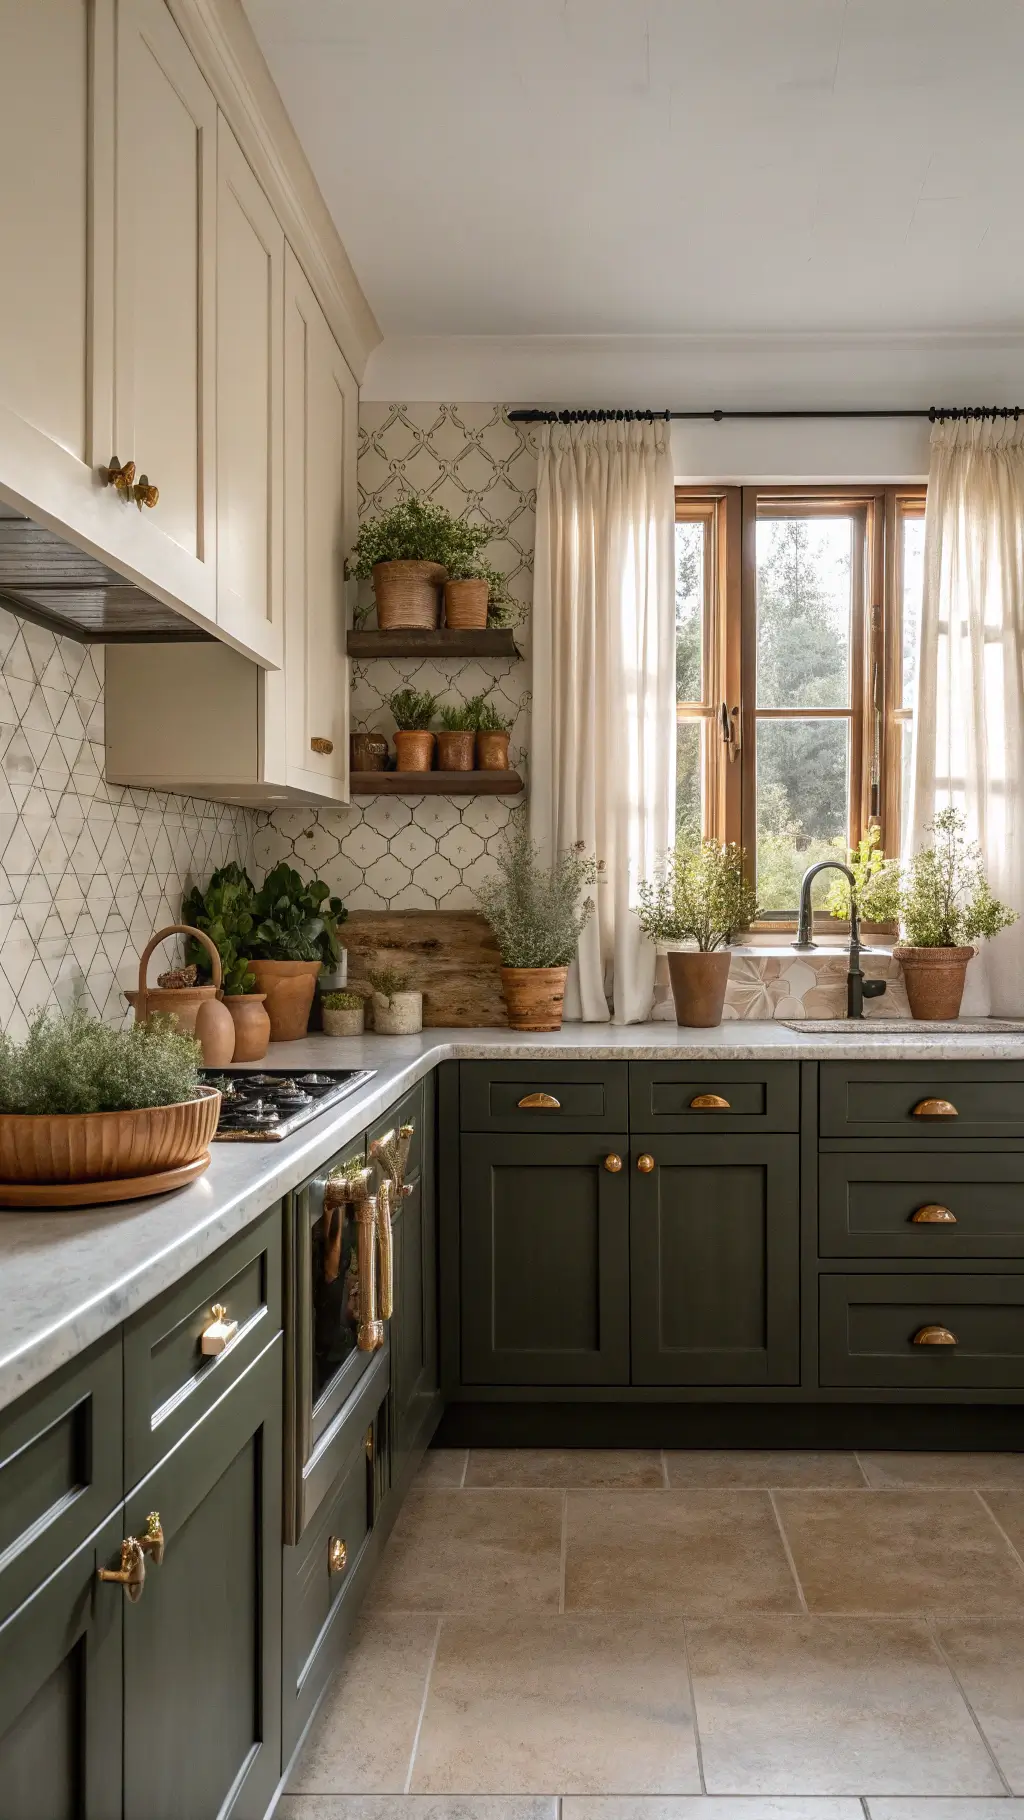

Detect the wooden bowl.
[{"left": 0, "top": 1085, "right": 222, "bottom": 1185}]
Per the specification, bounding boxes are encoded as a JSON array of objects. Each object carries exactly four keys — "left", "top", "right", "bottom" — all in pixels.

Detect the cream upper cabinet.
[{"left": 215, "top": 117, "right": 284, "bottom": 669}]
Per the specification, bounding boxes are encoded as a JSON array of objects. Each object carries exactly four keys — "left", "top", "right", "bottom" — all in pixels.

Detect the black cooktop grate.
[{"left": 200, "top": 1067, "right": 375, "bottom": 1141}]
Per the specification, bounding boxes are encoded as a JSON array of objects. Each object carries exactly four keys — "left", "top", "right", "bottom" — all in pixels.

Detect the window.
[{"left": 673, "top": 485, "right": 926, "bottom": 922}]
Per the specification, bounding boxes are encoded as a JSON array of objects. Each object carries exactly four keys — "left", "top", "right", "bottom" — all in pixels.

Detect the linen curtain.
[
  {"left": 909, "top": 415, "right": 1024, "bottom": 1014},
  {"left": 530, "top": 417, "right": 676, "bottom": 1022}
]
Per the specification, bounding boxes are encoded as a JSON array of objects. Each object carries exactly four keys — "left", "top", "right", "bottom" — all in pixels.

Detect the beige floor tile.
[
  {"left": 860, "top": 1453, "right": 1024, "bottom": 1490},
  {"left": 415, "top": 1450, "right": 469, "bottom": 1488},
  {"left": 774, "top": 1489, "right": 1024, "bottom": 1616},
  {"left": 466, "top": 1449, "right": 665, "bottom": 1489},
  {"left": 866, "top": 1804, "right": 1024, "bottom": 1819},
  {"left": 563, "top": 1802, "right": 863, "bottom": 1818},
  {"left": 278, "top": 1800, "right": 558, "bottom": 1819},
  {"left": 939, "top": 1620, "right": 1024, "bottom": 1794},
  {"left": 664, "top": 1452, "right": 865, "bottom": 1490},
  {"left": 687, "top": 1616, "right": 1004, "bottom": 1795},
  {"left": 411, "top": 1615, "right": 701, "bottom": 1795},
  {"left": 564, "top": 1490, "right": 802, "bottom": 1616},
  {"left": 979, "top": 1489, "right": 1024, "bottom": 1560},
  {"left": 286, "top": 1614, "right": 440, "bottom": 1794},
  {"left": 370, "top": 1489, "right": 563, "bottom": 1615}
]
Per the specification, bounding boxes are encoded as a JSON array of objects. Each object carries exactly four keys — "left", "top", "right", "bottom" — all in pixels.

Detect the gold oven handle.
[
  {"left": 913, "top": 1324, "right": 959, "bottom": 1346},
  {"left": 518, "top": 1092, "right": 560, "bottom": 1109},
  {"left": 356, "top": 1192, "right": 383, "bottom": 1352},
  {"left": 376, "top": 1178, "right": 394, "bottom": 1322},
  {"left": 910, "top": 1204, "right": 957, "bottom": 1224}
]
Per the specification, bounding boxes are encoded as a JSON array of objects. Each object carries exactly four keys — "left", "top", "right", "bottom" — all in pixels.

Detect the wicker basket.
[
  {"left": 372, "top": 560, "right": 446, "bottom": 630},
  {"left": 444, "top": 578, "right": 489, "bottom": 629}
]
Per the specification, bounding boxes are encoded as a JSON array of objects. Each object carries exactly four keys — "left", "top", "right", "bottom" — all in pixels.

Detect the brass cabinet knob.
[
  {"left": 603, "top": 1154, "right": 623, "bottom": 1173},
  {"left": 910, "top": 1204, "right": 957, "bottom": 1224},
  {"left": 201, "top": 1303, "right": 238, "bottom": 1356},
  {"left": 637, "top": 1153, "right": 656, "bottom": 1173},
  {"left": 518, "top": 1092, "right": 560, "bottom": 1109},
  {"left": 310, "top": 736, "right": 334, "bottom": 755},
  {"left": 911, "top": 1098, "right": 959, "bottom": 1119},
  {"left": 141, "top": 1511, "right": 165, "bottom": 1566},
  {"left": 690, "top": 1093, "right": 730, "bottom": 1110},
  {"left": 132, "top": 473, "right": 159, "bottom": 510},
  {"left": 98, "top": 1536, "right": 146, "bottom": 1602},
  {"left": 101, "top": 456, "right": 135, "bottom": 500},
  {"left": 328, "top": 1536, "right": 348, "bottom": 1575},
  {"left": 913, "top": 1324, "right": 959, "bottom": 1346}
]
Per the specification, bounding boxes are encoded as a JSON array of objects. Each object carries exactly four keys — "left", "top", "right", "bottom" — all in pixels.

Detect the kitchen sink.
[{"left": 779, "top": 1018, "right": 1024, "bottom": 1034}]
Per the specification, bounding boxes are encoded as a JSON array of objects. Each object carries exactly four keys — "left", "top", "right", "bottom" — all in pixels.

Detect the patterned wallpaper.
[{"left": 251, "top": 405, "right": 537, "bottom": 910}]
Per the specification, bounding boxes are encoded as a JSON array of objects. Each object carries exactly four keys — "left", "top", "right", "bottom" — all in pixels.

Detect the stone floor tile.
[
  {"left": 416, "top": 1450, "right": 469, "bottom": 1488},
  {"left": 563, "top": 1802, "right": 864, "bottom": 1818},
  {"left": 286, "top": 1615, "right": 440, "bottom": 1794},
  {"left": 564, "top": 1490, "right": 802, "bottom": 1616},
  {"left": 866, "top": 1803, "right": 1024, "bottom": 1819},
  {"left": 978, "top": 1489, "right": 1024, "bottom": 1560},
  {"left": 664, "top": 1452, "right": 865, "bottom": 1490},
  {"left": 860, "top": 1454, "right": 1024, "bottom": 1491},
  {"left": 370, "top": 1490, "right": 563, "bottom": 1615},
  {"left": 278, "top": 1800, "right": 558, "bottom": 1819},
  {"left": 465, "top": 1449, "right": 666, "bottom": 1489},
  {"left": 938, "top": 1620, "right": 1024, "bottom": 1793}
]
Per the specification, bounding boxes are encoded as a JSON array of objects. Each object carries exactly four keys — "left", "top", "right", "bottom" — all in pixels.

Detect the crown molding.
[{"left": 166, "top": 0, "right": 380, "bottom": 381}]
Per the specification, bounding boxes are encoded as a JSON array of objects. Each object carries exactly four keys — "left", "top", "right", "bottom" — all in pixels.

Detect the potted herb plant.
[
  {"left": 348, "top": 496, "right": 492, "bottom": 631},
  {"left": 637, "top": 839, "right": 758, "bottom": 1027},
  {"left": 474, "top": 820, "right": 598, "bottom": 1031},
  {"left": 436, "top": 702, "right": 477, "bottom": 772},
  {"left": 246, "top": 863, "right": 347, "bottom": 1042},
  {"left": 473, "top": 697, "right": 511, "bottom": 771},
  {"left": 444, "top": 559, "right": 515, "bottom": 631},
  {"left": 367, "top": 968, "right": 423, "bottom": 1034},
  {"left": 0, "top": 1008, "right": 219, "bottom": 1204},
  {"left": 388, "top": 688, "right": 438, "bottom": 772},
  {"left": 858, "top": 807, "right": 1017, "bottom": 1019},
  {"left": 182, "top": 864, "right": 271, "bottom": 1062},
  {"left": 321, "top": 990, "right": 366, "bottom": 1037}
]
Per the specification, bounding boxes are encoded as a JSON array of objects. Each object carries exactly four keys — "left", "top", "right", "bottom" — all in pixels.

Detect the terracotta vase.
[
  {"left": 194, "top": 996, "right": 236, "bottom": 1066},
  {"left": 476, "top": 730, "right": 510, "bottom": 771},
  {"left": 246, "top": 959, "right": 321, "bottom": 1041},
  {"left": 436, "top": 730, "right": 475, "bottom": 771},
  {"left": 444, "top": 578, "right": 488, "bottom": 628},
  {"left": 372, "top": 560, "right": 445, "bottom": 630},
  {"left": 224, "top": 993, "right": 271, "bottom": 1061},
  {"left": 394, "top": 729, "right": 435, "bottom": 772},
  {"left": 0, "top": 1086, "right": 221, "bottom": 1185},
  {"left": 501, "top": 966, "right": 568, "bottom": 1032},
  {"left": 894, "top": 945, "right": 975, "bottom": 1020},
  {"left": 666, "top": 949, "right": 733, "bottom": 1028}
]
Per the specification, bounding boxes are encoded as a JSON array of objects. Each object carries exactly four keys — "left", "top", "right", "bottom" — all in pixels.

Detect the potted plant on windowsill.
[
  {"left": 474, "top": 819, "right": 598, "bottom": 1031},
  {"left": 858, "top": 807, "right": 1017, "bottom": 1020},
  {"left": 348, "top": 496, "right": 494, "bottom": 631},
  {"left": 182, "top": 863, "right": 270, "bottom": 1062},
  {"left": 436, "top": 702, "right": 477, "bottom": 772},
  {"left": 246, "top": 864, "right": 347, "bottom": 1042},
  {"left": 637, "top": 839, "right": 758, "bottom": 1027},
  {"left": 388, "top": 687, "right": 439, "bottom": 772}
]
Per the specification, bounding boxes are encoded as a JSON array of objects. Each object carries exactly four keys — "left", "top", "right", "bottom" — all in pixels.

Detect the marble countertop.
[{"left": 2, "top": 1017, "right": 1023, "bottom": 1415}]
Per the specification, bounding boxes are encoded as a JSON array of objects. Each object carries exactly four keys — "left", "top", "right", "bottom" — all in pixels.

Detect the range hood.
[{"left": 0, "top": 508, "right": 215, "bottom": 644}]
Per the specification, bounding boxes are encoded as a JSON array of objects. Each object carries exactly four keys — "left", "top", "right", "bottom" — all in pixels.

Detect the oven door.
[{"left": 292, "top": 1140, "right": 384, "bottom": 1466}]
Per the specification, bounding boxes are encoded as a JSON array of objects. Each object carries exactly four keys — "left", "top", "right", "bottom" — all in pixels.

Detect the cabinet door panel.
[
  {"left": 461, "top": 1134, "right": 630, "bottom": 1385},
  {"left": 631, "top": 1136, "right": 800, "bottom": 1386}
]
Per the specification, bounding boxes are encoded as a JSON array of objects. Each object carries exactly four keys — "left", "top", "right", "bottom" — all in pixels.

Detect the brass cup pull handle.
[
  {"left": 328, "top": 1536, "right": 348, "bottom": 1575},
  {"left": 101, "top": 456, "right": 135, "bottom": 500},
  {"left": 913, "top": 1324, "right": 959, "bottom": 1346},
  {"left": 518, "top": 1092, "right": 560, "bottom": 1109},
  {"left": 637, "top": 1154, "right": 656, "bottom": 1173},
  {"left": 310, "top": 736, "right": 334, "bottom": 755},
  {"left": 604, "top": 1154, "right": 623, "bottom": 1173},
  {"left": 912, "top": 1098, "right": 959, "bottom": 1120},
  {"left": 690, "top": 1093, "right": 731, "bottom": 1110},
  {"left": 911, "top": 1204, "right": 958, "bottom": 1224},
  {"left": 141, "top": 1511, "right": 165, "bottom": 1566},
  {"left": 98, "top": 1536, "right": 146, "bottom": 1602},
  {"left": 201, "top": 1304, "right": 238, "bottom": 1356},
  {"left": 132, "top": 473, "right": 158, "bottom": 510}
]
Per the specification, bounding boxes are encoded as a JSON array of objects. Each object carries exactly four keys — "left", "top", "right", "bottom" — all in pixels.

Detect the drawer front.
[
  {"left": 820, "top": 1154, "right": 1024, "bottom": 1258},
  {"left": 368, "top": 1078, "right": 424, "bottom": 1182},
  {"left": 820, "top": 1272, "right": 1024, "bottom": 1388},
  {"left": 820, "top": 1063, "right": 1024, "bottom": 1140},
  {"left": 283, "top": 1418, "right": 371, "bottom": 1742},
  {"left": 299, "top": 1339, "right": 389, "bottom": 1537},
  {"left": 0, "top": 1333, "right": 122, "bottom": 1628},
  {"left": 630, "top": 1062, "right": 798, "bottom": 1133},
  {"left": 124, "top": 1202, "right": 282, "bottom": 1490},
  {"left": 460, "top": 1061, "right": 628, "bottom": 1132}
]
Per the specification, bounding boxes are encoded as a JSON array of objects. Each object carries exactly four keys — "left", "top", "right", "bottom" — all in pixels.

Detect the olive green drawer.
[
  {"left": 297, "top": 1340, "right": 389, "bottom": 1537},
  {"left": 368, "top": 1078, "right": 424, "bottom": 1182},
  {"left": 282, "top": 1417, "right": 371, "bottom": 1757},
  {"left": 630, "top": 1062, "right": 799, "bottom": 1133},
  {"left": 820, "top": 1154, "right": 1024, "bottom": 1258},
  {"left": 0, "top": 1333, "right": 122, "bottom": 1627},
  {"left": 820, "top": 1272, "right": 1024, "bottom": 1388},
  {"left": 820, "top": 1063, "right": 1024, "bottom": 1141},
  {"left": 460, "top": 1061, "right": 628, "bottom": 1133},
  {"left": 123, "top": 1202, "right": 282, "bottom": 1490}
]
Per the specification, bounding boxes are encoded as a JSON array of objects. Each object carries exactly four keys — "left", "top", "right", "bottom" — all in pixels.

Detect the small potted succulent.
[
  {"left": 444, "top": 559, "right": 515, "bottom": 631},
  {"left": 637, "top": 839, "right": 758, "bottom": 1027},
  {"left": 388, "top": 687, "right": 439, "bottom": 773},
  {"left": 472, "top": 697, "right": 511, "bottom": 771},
  {"left": 474, "top": 819, "right": 597, "bottom": 1030},
  {"left": 182, "top": 864, "right": 270, "bottom": 1062},
  {"left": 367, "top": 968, "right": 423, "bottom": 1035},
  {"left": 436, "top": 702, "right": 477, "bottom": 772},
  {"left": 348, "top": 496, "right": 492, "bottom": 631},
  {"left": 321, "top": 990, "right": 366, "bottom": 1037},
  {"left": 246, "top": 864, "right": 347, "bottom": 1042}
]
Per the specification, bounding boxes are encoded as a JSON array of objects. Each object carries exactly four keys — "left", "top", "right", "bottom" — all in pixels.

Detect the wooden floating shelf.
[
  {"left": 350, "top": 770, "right": 524, "bottom": 796},
  {"left": 347, "top": 628, "right": 519, "bottom": 659}
]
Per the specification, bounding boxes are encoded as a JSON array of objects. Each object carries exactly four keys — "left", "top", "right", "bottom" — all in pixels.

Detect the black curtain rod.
[{"left": 507, "top": 405, "right": 1023, "bottom": 424}]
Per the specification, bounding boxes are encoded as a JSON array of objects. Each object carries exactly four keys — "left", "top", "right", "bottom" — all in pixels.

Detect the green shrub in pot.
[
  {"left": 245, "top": 864, "right": 347, "bottom": 1043},
  {"left": 636, "top": 839, "right": 758, "bottom": 1027},
  {"left": 0, "top": 1007, "right": 202, "bottom": 1114},
  {"left": 473, "top": 818, "right": 598, "bottom": 1031},
  {"left": 348, "top": 496, "right": 493, "bottom": 631},
  {"left": 366, "top": 967, "right": 423, "bottom": 1035}
]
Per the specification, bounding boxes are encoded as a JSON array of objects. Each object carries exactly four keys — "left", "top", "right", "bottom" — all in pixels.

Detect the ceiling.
[{"left": 243, "top": 0, "right": 1024, "bottom": 338}]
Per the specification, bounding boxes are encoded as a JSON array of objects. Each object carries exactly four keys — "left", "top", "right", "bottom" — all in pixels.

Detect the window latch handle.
[{"left": 719, "top": 702, "right": 740, "bottom": 760}]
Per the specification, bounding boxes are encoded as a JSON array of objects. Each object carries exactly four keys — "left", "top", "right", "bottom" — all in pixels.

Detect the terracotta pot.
[
  {"left": 125, "top": 921, "right": 224, "bottom": 1037},
  {"left": 322, "top": 1004, "right": 364, "bottom": 1037},
  {"left": 372, "top": 990, "right": 423, "bottom": 1034},
  {"left": 350, "top": 731, "right": 389, "bottom": 772},
  {"left": 436, "top": 730, "right": 475, "bottom": 771},
  {"left": 372, "top": 560, "right": 445, "bottom": 630},
  {"left": 666, "top": 949, "right": 733, "bottom": 1028},
  {"left": 394, "top": 729, "right": 435, "bottom": 772},
  {"left": 501, "top": 966, "right": 568, "bottom": 1032},
  {"left": 476, "top": 730, "right": 510, "bottom": 771},
  {"left": 894, "top": 945, "right": 975, "bottom": 1021},
  {"left": 194, "top": 996, "right": 236, "bottom": 1066},
  {"left": 246, "top": 959, "right": 321, "bottom": 1041},
  {"left": 224, "top": 993, "right": 271, "bottom": 1062},
  {"left": 0, "top": 1085, "right": 221, "bottom": 1185},
  {"left": 444, "top": 578, "right": 488, "bottom": 628}
]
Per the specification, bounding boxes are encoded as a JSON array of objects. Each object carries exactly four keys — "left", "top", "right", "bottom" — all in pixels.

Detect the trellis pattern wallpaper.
[{"left": 251, "top": 405, "right": 537, "bottom": 910}]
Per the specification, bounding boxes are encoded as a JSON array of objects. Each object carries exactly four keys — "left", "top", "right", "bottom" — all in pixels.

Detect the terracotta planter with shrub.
[
  {"left": 501, "top": 966, "right": 568, "bottom": 1032},
  {"left": 394, "top": 729, "right": 435, "bottom": 772},
  {"left": 444, "top": 578, "right": 488, "bottom": 628},
  {"left": 436, "top": 730, "right": 475, "bottom": 771},
  {"left": 666, "top": 949, "right": 733, "bottom": 1028},
  {"left": 246, "top": 959, "right": 321, "bottom": 1041},
  {"left": 894, "top": 945, "right": 975, "bottom": 1021},
  {"left": 224, "top": 993, "right": 271, "bottom": 1062},
  {"left": 0, "top": 1086, "right": 221, "bottom": 1186},
  {"left": 477, "top": 730, "right": 510, "bottom": 771},
  {"left": 372, "top": 560, "right": 445, "bottom": 630}
]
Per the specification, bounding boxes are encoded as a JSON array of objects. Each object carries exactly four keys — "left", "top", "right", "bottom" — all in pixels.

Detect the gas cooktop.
[{"left": 200, "top": 1067, "right": 376, "bottom": 1141}]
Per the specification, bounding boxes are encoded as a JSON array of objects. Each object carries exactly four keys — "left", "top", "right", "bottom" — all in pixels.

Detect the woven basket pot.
[
  {"left": 444, "top": 578, "right": 489, "bottom": 629},
  {"left": 246, "top": 959, "right": 321, "bottom": 1041},
  {"left": 0, "top": 1085, "right": 221, "bottom": 1185},
  {"left": 394, "top": 729, "right": 435, "bottom": 772},
  {"left": 501, "top": 966, "right": 568, "bottom": 1032},
  {"left": 436, "top": 730, "right": 475, "bottom": 771},
  {"left": 372, "top": 560, "right": 445, "bottom": 630},
  {"left": 666, "top": 949, "right": 732, "bottom": 1028},
  {"left": 476, "top": 730, "right": 510, "bottom": 771},
  {"left": 894, "top": 945, "right": 975, "bottom": 1020}
]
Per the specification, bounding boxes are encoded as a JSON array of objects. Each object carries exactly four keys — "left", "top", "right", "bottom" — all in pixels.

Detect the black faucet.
[{"left": 792, "top": 860, "right": 887, "bottom": 1020}]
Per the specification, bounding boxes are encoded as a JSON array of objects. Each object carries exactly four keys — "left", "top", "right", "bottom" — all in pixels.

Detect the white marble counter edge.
[{"left": 2, "top": 1020, "right": 1024, "bottom": 1413}]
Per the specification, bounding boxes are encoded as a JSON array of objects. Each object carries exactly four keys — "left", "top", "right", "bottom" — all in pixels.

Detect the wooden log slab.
[{"left": 341, "top": 911, "right": 507, "bottom": 1027}]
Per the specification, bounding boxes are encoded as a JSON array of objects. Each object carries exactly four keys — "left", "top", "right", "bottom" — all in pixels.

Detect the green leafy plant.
[
  {"left": 322, "top": 990, "right": 364, "bottom": 1010},
  {"left": 438, "top": 702, "right": 477, "bottom": 732},
  {"left": 474, "top": 819, "right": 598, "bottom": 968},
  {"left": 637, "top": 840, "right": 758, "bottom": 952},
  {"left": 182, "top": 862, "right": 257, "bottom": 995},
  {"left": 367, "top": 967, "right": 410, "bottom": 1004},
  {"left": 471, "top": 697, "right": 510, "bottom": 734},
  {"left": 861, "top": 807, "right": 1018, "bottom": 948},
  {"left": 348, "top": 496, "right": 491, "bottom": 578},
  {"left": 446, "top": 557, "right": 517, "bottom": 628},
  {"left": 824, "top": 826, "right": 897, "bottom": 923},
  {"left": 0, "top": 1008, "right": 202, "bottom": 1115},
  {"left": 249, "top": 863, "right": 347, "bottom": 965},
  {"left": 388, "top": 688, "right": 438, "bottom": 731}
]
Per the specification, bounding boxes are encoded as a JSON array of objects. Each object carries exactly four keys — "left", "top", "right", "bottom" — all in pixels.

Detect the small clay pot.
[
  {"left": 322, "top": 1004, "right": 364, "bottom": 1036},
  {"left": 436, "top": 730, "right": 475, "bottom": 771},
  {"left": 372, "top": 990, "right": 423, "bottom": 1034},
  {"left": 444, "top": 578, "right": 489, "bottom": 629},
  {"left": 394, "top": 729, "right": 435, "bottom": 772},
  {"left": 500, "top": 966, "right": 568, "bottom": 1032},
  {"left": 194, "top": 996, "right": 236, "bottom": 1066},
  {"left": 224, "top": 993, "right": 271, "bottom": 1062},
  {"left": 350, "top": 731, "right": 389, "bottom": 772},
  {"left": 246, "top": 959, "right": 321, "bottom": 1041},
  {"left": 666, "top": 949, "right": 732, "bottom": 1028},
  {"left": 372, "top": 560, "right": 446, "bottom": 630},
  {"left": 894, "top": 945, "right": 975, "bottom": 1021},
  {"left": 476, "top": 730, "right": 510, "bottom": 770}
]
